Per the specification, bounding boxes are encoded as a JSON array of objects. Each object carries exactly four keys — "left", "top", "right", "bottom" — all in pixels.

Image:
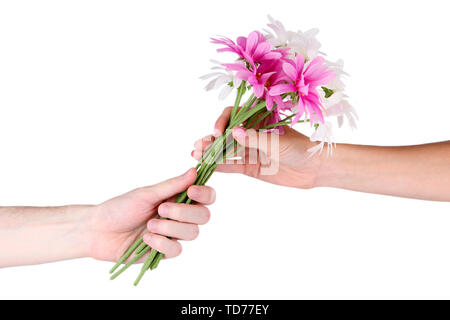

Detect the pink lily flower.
[{"left": 269, "top": 54, "right": 335, "bottom": 125}]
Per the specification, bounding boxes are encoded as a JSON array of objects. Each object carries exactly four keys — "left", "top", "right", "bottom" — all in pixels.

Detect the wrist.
[
  {"left": 313, "top": 143, "right": 352, "bottom": 188},
  {"left": 285, "top": 134, "right": 328, "bottom": 189},
  {"left": 65, "top": 204, "right": 97, "bottom": 259}
]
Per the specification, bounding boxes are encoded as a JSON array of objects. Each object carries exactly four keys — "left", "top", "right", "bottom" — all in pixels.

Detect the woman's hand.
[
  {"left": 192, "top": 107, "right": 322, "bottom": 189},
  {"left": 193, "top": 107, "right": 450, "bottom": 202},
  {"left": 89, "top": 168, "right": 215, "bottom": 262}
]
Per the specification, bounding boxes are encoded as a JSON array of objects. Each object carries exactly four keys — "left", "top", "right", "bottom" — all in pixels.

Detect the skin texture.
[
  {"left": 193, "top": 107, "right": 450, "bottom": 202},
  {"left": 0, "top": 168, "right": 215, "bottom": 268}
]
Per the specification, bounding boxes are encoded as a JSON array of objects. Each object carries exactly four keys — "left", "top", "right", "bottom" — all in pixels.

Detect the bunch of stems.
[{"left": 109, "top": 82, "right": 296, "bottom": 285}]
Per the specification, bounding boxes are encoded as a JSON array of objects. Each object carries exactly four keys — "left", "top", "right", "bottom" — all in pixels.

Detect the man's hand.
[
  {"left": 89, "top": 168, "right": 215, "bottom": 262},
  {"left": 0, "top": 169, "right": 215, "bottom": 268}
]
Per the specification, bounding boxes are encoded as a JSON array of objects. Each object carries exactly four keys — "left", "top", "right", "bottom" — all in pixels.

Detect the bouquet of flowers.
[{"left": 109, "top": 16, "right": 356, "bottom": 285}]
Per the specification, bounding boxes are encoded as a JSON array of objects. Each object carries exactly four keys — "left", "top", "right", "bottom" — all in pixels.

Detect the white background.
[{"left": 0, "top": 0, "right": 449, "bottom": 299}]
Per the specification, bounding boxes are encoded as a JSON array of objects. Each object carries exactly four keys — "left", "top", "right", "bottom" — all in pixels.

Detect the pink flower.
[
  {"left": 212, "top": 31, "right": 309, "bottom": 113},
  {"left": 224, "top": 60, "right": 285, "bottom": 110},
  {"left": 211, "top": 31, "right": 282, "bottom": 69},
  {"left": 269, "top": 54, "right": 335, "bottom": 125}
]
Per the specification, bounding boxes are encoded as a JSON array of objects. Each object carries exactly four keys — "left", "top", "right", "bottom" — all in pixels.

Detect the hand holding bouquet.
[{"left": 109, "top": 16, "right": 356, "bottom": 285}]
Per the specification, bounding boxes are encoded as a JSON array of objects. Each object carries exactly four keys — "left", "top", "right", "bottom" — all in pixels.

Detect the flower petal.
[
  {"left": 199, "top": 72, "right": 225, "bottom": 80},
  {"left": 246, "top": 31, "right": 259, "bottom": 54},
  {"left": 260, "top": 72, "right": 276, "bottom": 85},
  {"left": 223, "top": 63, "right": 248, "bottom": 72},
  {"left": 219, "top": 85, "right": 233, "bottom": 100},
  {"left": 253, "top": 42, "right": 271, "bottom": 59},
  {"left": 253, "top": 84, "right": 265, "bottom": 98},
  {"left": 261, "top": 51, "right": 282, "bottom": 61},
  {"left": 282, "top": 63, "right": 297, "bottom": 81},
  {"left": 295, "top": 53, "right": 305, "bottom": 73},
  {"left": 269, "top": 84, "right": 296, "bottom": 95}
]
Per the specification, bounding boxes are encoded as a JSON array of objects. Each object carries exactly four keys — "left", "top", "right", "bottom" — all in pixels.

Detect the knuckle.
[
  {"left": 170, "top": 205, "right": 183, "bottom": 220},
  {"left": 157, "top": 221, "right": 170, "bottom": 235},
  {"left": 152, "top": 235, "right": 163, "bottom": 248}
]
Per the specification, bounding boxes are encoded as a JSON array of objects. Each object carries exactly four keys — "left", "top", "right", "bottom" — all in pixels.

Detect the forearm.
[
  {"left": 0, "top": 205, "right": 94, "bottom": 267},
  {"left": 316, "top": 141, "right": 450, "bottom": 201}
]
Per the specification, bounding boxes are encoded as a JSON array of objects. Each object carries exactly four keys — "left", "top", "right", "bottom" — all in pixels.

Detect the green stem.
[
  {"left": 135, "top": 240, "right": 148, "bottom": 255},
  {"left": 109, "top": 237, "right": 143, "bottom": 274},
  {"left": 150, "top": 252, "right": 163, "bottom": 270},
  {"left": 260, "top": 116, "right": 308, "bottom": 130},
  {"left": 230, "top": 82, "right": 247, "bottom": 120},
  {"left": 235, "top": 94, "right": 256, "bottom": 121},
  {"left": 133, "top": 249, "right": 158, "bottom": 286},
  {"left": 110, "top": 246, "right": 151, "bottom": 280},
  {"left": 248, "top": 110, "right": 272, "bottom": 129}
]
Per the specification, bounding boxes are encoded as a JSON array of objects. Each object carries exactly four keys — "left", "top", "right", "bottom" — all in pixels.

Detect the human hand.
[
  {"left": 88, "top": 168, "right": 215, "bottom": 262},
  {"left": 192, "top": 107, "right": 322, "bottom": 189}
]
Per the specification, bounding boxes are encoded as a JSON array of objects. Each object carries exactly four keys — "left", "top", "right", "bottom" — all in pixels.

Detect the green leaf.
[{"left": 321, "top": 86, "right": 334, "bottom": 98}]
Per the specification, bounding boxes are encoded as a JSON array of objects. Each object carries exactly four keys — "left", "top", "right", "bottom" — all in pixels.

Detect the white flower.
[
  {"left": 320, "top": 59, "right": 358, "bottom": 129},
  {"left": 324, "top": 59, "right": 348, "bottom": 92},
  {"left": 308, "top": 121, "right": 335, "bottom": 156},
  {"left": 321, "top": 91, "right": 358, "bottom": 130},
  {"left": 326, "top": 100, "right": 358, "bottom": 129},
  {"left": 200, "top": 60, "right": 242, "bottom": 100},
  {"left": 290, "top": 28, "right": 321, "bottom": 61},
  {"left": 264, "top": 15, "right": 321, "bottom": 61}
]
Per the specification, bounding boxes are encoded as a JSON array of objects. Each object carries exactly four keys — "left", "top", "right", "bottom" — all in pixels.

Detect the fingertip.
[
  {"left": 187, "top": 185, "right": 201, "bottom": 200},
  {"left": 158, "top": 203, "right": 169, "bottom": 218},
  {"left": 232, "top": 126, "right": 247, "bottom": 141},
  {"left": 187, "top": 185, "right": 216, "bottom": 205},
  {"left": 194, "top": 138, "right": 203, "bottom": 149},
  {"left": 169, "top": 240, "right": 183, "bottom": 258},
  {"left": 192, "top": 150, "right": 202, "bottom": 160},
  {"left": 143, "top": 233, "right": 153, "bottom": 245},
  {"left": 147, "top": 219, "right": 158, "bottom": 232},
  {"left": 144, "top": 234, "right": 182, "bottom": 258}
]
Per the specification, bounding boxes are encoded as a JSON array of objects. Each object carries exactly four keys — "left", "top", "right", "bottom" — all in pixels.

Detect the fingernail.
[
  {"left": 213, "top": 127, "right": 221, "bottom": 137},
  {"left": 233, "top": 127, "right": 246, "bottom": 139},
  {"left": 189, "top": 186, "right": 200, "bottom": 198},
  {"left": 148, "top": 220, "right": 158, "bottom": 232},
  {"left": 159, "top": 204, "right": 169, "bottom": 217}
]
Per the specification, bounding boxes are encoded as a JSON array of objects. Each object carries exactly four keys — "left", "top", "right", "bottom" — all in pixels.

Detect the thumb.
[
  {"left": 149, "top": 168, "right": 197, "bottom": 202},
  {"left": 232, "top": 127, "right": 273, "bottom": 156}
]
